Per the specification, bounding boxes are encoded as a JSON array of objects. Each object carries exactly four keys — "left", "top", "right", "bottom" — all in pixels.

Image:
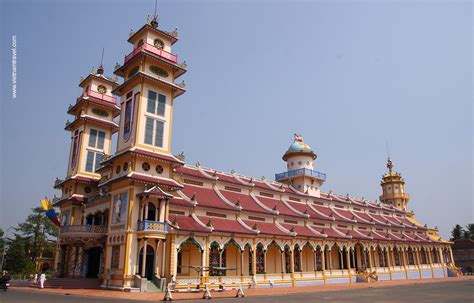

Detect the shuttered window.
[
  {"left": 147, "top": 91, "right": 157, "bottom": 114},
  {"left": 88, "top": 128, "right": 106, "bottom": 149},
  {"left": 97, "top": 131, "right": 105, "bottom": 149},
  {"left": 144, "top": 117, "right": 154, "bottom": 145},
  {"left": 154, "top": 120, "right": 164, "bottom": 147},
  {"left": 85, "top": 151, "right": 95, "bottom": 172},
  {"left": 94, "top": 152, "right": 102, "bottom": 170},
  {"left": 85, "top": 151, "right": 102, "bottom": 172},
  {"left": 146, "top": 90, "right": 166, "bottom": 117},
  {"left": 88, "top": 129, "right": 97, "bottom": 147},
  {"left": 144, "top": 117, "right": 164, "bottom": 148},
  {"left": 157, "top": 94, "right": 166, "bottom": 116}
]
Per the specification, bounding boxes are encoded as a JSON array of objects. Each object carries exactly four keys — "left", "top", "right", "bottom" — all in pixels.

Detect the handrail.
[
  {"left": 137, "top": 220, "right": 168, "bottom": 232},
  {"left": 60, "top": 224, "right": 106, "bottom": 234},
  {"left": 76, "top": 88, "right": 117, "bottom": 104},
  {"left": 275, "top": 168, "right": 326, "bottom": 181},
  {"left": 125, "top": 42, "right": 178, "bottom": 64}
]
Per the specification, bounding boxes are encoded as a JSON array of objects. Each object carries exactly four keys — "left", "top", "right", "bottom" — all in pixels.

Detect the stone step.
[{"left": 29, "top": 278, "right": 101, "bottom": 289}]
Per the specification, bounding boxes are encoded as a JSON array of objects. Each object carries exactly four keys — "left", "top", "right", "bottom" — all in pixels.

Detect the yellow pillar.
[
  {"left": 141, "top": 238, "right": 148, "bottom": 277},
  {"left": 321, "top": 247, "right": 326, "bottom": 284},
  {"left": 290, "top": 248, "right": 296, "bottom": 286}
]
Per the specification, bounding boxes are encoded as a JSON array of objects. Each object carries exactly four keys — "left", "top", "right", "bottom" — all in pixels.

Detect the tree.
[
  {"left": 464, "top": 224, "right": 474, "bottom": 240},
  {"left": 4, "top": 235, "right": 35, "bottom": 276},
  {"left": 0, "top": 229, "right": 4, "bottom": 270},
  {"left": 451, "top": 224, "right": 464, "bottom": 241},
  {"left": 16, "top": 207, "right": 58, "bottom": 262}
]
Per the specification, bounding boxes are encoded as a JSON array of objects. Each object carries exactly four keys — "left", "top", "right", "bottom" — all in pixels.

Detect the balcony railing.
[
  {"left": 124, "top": 42, "right": 178, "bottom": 64},
  {"left": 275, "top": 168, "right": 326, "bottom": 182},
  {"left": 137, "top": 220, "right": 168, "bottom": 233},
  {"left": 60, "top": 224, "right": 106, "bottom": 235},
  {"left": 76, "top": 88, "right": 117, "bottom": 104}
]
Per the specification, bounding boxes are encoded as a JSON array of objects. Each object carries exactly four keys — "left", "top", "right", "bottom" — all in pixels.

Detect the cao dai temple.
[{"left": 52, "top": 13, "right": 459, "bottom": 291}]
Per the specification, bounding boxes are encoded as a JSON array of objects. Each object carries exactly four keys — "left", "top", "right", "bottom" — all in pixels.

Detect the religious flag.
[{"left": 41, "top": 198, "right": 61, "bottom": 227}]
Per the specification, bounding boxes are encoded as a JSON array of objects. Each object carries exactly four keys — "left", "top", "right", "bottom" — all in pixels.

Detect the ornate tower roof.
[
  {"left": 379, "top": 158, "right": 410, "bottom": 211},
  {"left": 282, "top": 133, "right": 317, "bottom": 161}
]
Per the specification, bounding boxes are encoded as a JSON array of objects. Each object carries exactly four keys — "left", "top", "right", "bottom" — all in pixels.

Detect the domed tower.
[
  {"left": 379, "top": 158, "right": 410, "bottom": 211},
  {"left": 275, "top": 134, "right": 326, "bottom": 197}
]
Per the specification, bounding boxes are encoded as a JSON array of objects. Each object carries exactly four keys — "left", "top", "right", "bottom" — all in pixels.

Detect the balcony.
[
  {"left": 275, "top": 168, "right": 326, "bottom": 182},
  {"left": 77, "top": 88, "right": 117, "bottom": 104},
  {"left": 137, "top": 220, "right": 168, "bottom": 233},
  {"left": 60, "top": 224, "right": 106, "bottom": 236},
  {"left": 124, "top": 42, "right": 178, "bottom": 64}
]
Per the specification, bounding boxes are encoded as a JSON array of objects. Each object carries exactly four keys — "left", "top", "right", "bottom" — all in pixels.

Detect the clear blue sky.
[{"left": 0, "top": 0, "right": 472, "bottom": 239}]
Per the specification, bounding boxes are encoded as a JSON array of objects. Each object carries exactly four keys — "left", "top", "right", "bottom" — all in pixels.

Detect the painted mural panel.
[{"left": 113, "top": 192, "right": 129, "bottom": 224}]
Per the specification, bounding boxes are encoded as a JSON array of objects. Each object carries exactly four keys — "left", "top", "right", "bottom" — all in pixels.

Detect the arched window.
[
  {"left": 294, "top": 245, "right": 301, "bottom": 272},
  {"left": 256, "top": 244, "right": 265, "bottom": 274},
  {"left": 284, "top": 246, "right": 292, "bottom": 273},
  {"left": 209, "top": 242, "right": 223, "bottom": 276},
  {"left": 147, "top": 202, "right": 156, "bottom": 221}
]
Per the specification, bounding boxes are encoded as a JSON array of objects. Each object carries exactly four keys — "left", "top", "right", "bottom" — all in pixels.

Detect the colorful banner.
[{"left": 41, "top": 199, "right": 61, "bottom": 227}]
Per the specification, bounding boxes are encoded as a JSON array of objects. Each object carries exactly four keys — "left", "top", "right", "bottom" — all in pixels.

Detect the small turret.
[
  {"left": 379, "top": 158, "right": 410, "bottom": 211},
  {"left": 275, "top": 134, "right": 326, "bottom": 197}
]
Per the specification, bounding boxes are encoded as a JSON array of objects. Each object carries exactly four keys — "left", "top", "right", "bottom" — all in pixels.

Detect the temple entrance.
[
  {"left": 86, "top": 247, "right": 102, "bottom": 278},
  {"left": 138, "top": 245, "right": 155, "bottom": 280}
]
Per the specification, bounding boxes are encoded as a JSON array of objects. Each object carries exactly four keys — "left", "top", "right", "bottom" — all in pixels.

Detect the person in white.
[
  {"left": 33, "top": 273, "right": 38, "bottom": 283},
  {"left": 39, "top": 273, "right": 46, "bottom": 289}
]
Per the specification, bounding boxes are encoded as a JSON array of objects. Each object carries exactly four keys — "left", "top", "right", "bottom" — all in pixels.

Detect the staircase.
[
  {"left": 146, "top": 280, "right": 161, "bottom": 292},
  {"left": 356, "top": 271, "right": 379, "bottom": 283},
  {"left": 29, "top": 278, "right": 102, "bottom": 289}
]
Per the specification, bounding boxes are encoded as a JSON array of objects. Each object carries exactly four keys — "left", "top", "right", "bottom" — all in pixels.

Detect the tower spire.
[{"left": 97, "top": 48, "right": 105, "bottom": 74}]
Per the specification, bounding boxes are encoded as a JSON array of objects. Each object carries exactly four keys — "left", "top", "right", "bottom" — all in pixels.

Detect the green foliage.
[
  {"left": 451, "top": 224, "right": 474, "bottom": 241},
  {"left": 451, "top": 224, "right": 463, "bottom": 240},
  {"left": 16, "top": 207, "right": 58, "bottom": 262},
  {"left": 3, "top": 207, "right": 58, "bottom": 275}
]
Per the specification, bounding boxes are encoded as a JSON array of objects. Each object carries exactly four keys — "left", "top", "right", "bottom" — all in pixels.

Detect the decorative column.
[
  {"left": 155, "top": 240, "right": 161, "bottom": 277},
  {"left": 263, "top": 249, "right": 267, "bottom": 274},
  {"left": 313, "top": 249, "right": 317, "bottom": 272},
  {"left": 240, "top": 248, "right": 244, "bottom": 276},
  {"left": 321, "top": 248, "right": 326, "bottom": 271},
  {"left": 161, "top": 239, "right": 166, "bottom": 277},
  {"left": 141, "top": 238, "right": 148, "bottom": 277},
  {"left": 339, "top": 249, "right": 343, "bottom": 270},
  {"left": 299, "top": 248, "right": 303, "bottom": 272},
  {"left": 368, "top": 248, "right": 373, "bottom": 269},
  {"left": 448, "top": 247, "right": 454, "bottom": 266},
  {"left": 281, "top": 249, "right": 286, "bottom": 274},
  {"left": 346, "top": 248, "right": 352, "bottom": 283},
  {"left": 290, "top": 248, "right": 296, "bottom": 287},
  {"left": 328, "top": 249, "right": 333, "bottom": 273},
  {"left": 252, "top": 244, "right": 257, "bottom": 276},
  {"left": 144, "top": 202, "right": 149, "bottom": 221}
]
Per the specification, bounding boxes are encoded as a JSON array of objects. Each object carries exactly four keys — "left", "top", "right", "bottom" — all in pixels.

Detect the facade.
[{"left": 52, "top": 14, "right": 458, "bottom": 291}]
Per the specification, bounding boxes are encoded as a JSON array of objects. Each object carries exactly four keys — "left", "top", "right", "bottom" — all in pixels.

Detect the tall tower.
[
  {"left": 379, "top": 158, "right": 410, "bottom": 211},
  {"left": 98, "top": 14, "right": 187, "bottom": 288},
  {"left": 275, "top": 134, "right": 326, "bottom": 197},
  {"left": 54, "top": 65, "right": 119, "bottom": 224}
]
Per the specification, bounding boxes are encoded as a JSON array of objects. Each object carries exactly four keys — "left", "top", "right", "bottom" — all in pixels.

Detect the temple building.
[{"left": 52, "top": 13, "right": 459, "bottom": 291}]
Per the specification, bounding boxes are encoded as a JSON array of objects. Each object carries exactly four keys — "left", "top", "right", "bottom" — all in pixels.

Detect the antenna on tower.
[
  {"left": 97, "top": 48, "right": 105, "bottom": 75},
  {"left": 385, "top": 141, "right": 393, "bottom": 173},
  {"left": 100, "top": 47, "right": 105, "bottom": 65},
  {"left": 154, "top": 0, "right": 158, "bottom": 16}
]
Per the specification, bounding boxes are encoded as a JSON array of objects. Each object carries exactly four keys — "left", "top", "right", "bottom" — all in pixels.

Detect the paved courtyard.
[{"left": 2, "top": 278, "right": 473, "bottom": 303}]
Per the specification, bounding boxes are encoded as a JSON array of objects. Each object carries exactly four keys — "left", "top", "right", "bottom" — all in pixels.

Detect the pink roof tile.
[
  {"left": 243, "top": 220, "right": 289, "bottom": 236},
  {"left": 181, "top": 185, "right": 237, "bottom": 211},
  {"left": 169, "top": 215, "right": 210, "bottom": 233},
  {"left": 219, "top": 190, "right": 272, "bottom": 214},
  {"left": 197, "top": 216, "right": 255, "bottom": 235}
]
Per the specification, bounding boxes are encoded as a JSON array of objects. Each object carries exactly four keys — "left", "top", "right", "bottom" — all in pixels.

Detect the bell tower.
[
  {"left": 275, "top": 134, "right": 326, "bottom": 197},
  {"left": 66, "top": 65, "right": 120, "bottom": 179},
  {"left": 113, "top": 15, "right": 187, "bottom": 155},
  {"left": 379, "top": 158, "right": 410, "bottom": 211}
]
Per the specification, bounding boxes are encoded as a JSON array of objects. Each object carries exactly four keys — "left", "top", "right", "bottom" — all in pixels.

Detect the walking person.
[{"left": 39, "top": 272, "right": 46, "bottom": 289}]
